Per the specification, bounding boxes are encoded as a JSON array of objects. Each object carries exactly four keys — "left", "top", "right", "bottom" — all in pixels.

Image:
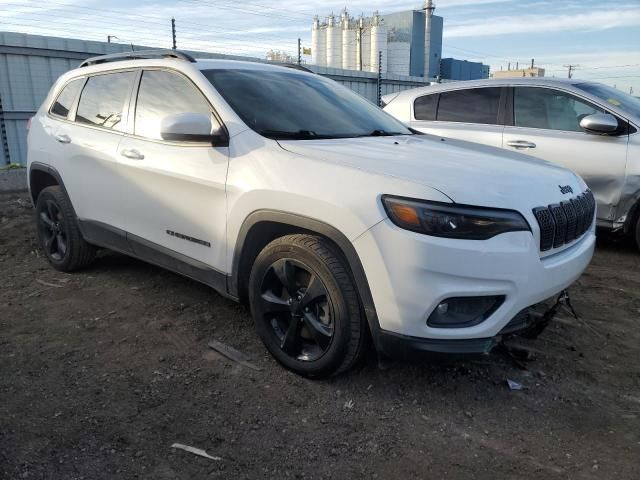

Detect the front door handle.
[
  {"left": 120, "top": 148, "right": 145, "bottom": 160},
  {"left": 55, "top": 134, "right": 71, "bottom": 144},
  {"left": 506, "top": 140, "right": 536, "bottom": 149}
]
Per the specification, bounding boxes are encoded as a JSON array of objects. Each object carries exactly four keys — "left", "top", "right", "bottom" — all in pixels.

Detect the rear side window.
[
  {"left": 134, "top": 70, "right": 213, "bottom": 140},
  {"left": 436, "top": 88, "right": 501, "bottom": 125},
  {"left": 414, "top": 94, "right": 438, "bottom": 121},
  {"left": 76, "top": 71, "right": 135, "bottom": 131},
  {"left": 50, "top": 78, "right": 83, "bottom": 118}
]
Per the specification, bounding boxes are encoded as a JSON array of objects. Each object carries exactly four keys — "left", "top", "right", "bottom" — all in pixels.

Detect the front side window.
[
  {"left": 575, "top": 82, "right": 640, "bottom": 119},
  {"left": 50, "top": 78, "right": 83, "bottom": 118},
  {"left": 436, "top": 88, "right": 501, "bottom": 124},
  {"left": 202, "top": 69, "right": 411, "bottom": 139},
  {"left": 75, "top": 71, "right": 135, "bottom": 131},
  {"left": 514, "top": 87, "right": 603, "bottom": 132},
  {"left": 414, "top": 94, "right": 438, "bottom": 121},
  {"left": 135, "top": 70, "right": 214, "bottom": 140}
]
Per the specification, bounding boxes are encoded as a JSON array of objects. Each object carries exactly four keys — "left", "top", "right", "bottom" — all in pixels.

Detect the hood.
[{"left": 278, "top": 134, "right": 586, "bottom": 213}]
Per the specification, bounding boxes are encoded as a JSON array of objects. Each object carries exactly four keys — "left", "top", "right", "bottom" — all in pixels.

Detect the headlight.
[{"left": 382, "top": 195, "right": 531, "bottom": 240}]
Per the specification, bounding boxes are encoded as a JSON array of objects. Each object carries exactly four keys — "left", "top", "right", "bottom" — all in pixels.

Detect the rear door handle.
[
  {"left": 506, "top": 140, "right": 536, "bottom": 149},
  {"left": 120, "top": 148, "right": 144, "bottom": 160},
  {"left": 55, "top": 134, "right": 71, "bottom": 144}
]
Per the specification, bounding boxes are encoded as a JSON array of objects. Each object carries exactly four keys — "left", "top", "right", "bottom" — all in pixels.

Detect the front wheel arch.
[{"left": 230, "top": 211, "right": 380, "bottom": 337}]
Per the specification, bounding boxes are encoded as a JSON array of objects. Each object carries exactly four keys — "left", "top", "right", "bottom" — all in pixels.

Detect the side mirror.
[
  {"left": 579, "top": 113, "right": 619, "bottom": 135},
  {"left": 160, "top": 112, "right": 228, "bottom": 145}
]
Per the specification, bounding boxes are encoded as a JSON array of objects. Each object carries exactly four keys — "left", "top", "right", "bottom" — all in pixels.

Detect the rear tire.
[
  {"left": 35, "top": 186, "right": 95, "bottom": 272},
  {"left": 249, "top": 234, "right": 367, "bottom": 377},
  {"left": 635, "top": 215, "right": 640, "bottom": 251}
]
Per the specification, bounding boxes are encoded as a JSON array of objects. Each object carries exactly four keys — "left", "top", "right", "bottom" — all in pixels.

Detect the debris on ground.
[
  {"left": 207, "top": 339, "right": 263, "bottom": 371},
  {"left": 506, "top": 379, "right": 523, "bottom": 391},
  {"left": 170, "top": 443, "right": 222, "bottom": 461},
  {"left": 35, "top": 279, "right": 64, "bottom": 288}
]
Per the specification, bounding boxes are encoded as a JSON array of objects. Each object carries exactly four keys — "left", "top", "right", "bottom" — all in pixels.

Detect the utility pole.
[
  {"left": 377, "top": 50, "right": 382, "bottom": 107},
  {"left": 356, "top": 17, "right": 363, "bottom": 71},
  {"left": 297, "top": 38, "right": 302, "bottom": 65},
  {"left": 531, "top": 58, "right": 535, "bottom": 69},
  {"left": 107, "top": 35, "right": 118, "bottom": 43},
  {"left": 563, "top": 64, "right": 579, "bottom": 78},
  {"left": 171, "top": 17, "right": 177, "bottom": 50}
]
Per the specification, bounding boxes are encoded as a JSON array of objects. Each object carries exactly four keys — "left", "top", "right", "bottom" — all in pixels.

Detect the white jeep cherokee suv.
[{"left": 27, "top": 50, "right": 595, "bottom": 377}]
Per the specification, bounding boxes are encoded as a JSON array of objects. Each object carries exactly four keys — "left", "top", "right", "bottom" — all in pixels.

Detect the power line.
[{"left": 11, "top": 0, "right": 304, "bottom": 45}]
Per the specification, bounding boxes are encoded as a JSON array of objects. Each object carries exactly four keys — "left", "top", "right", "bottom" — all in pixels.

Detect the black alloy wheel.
[
  {"left": 249, "top": 234, "right": 368, "bottom": 377},
  {"left": 34, "top": 186, "right": 95, "bottom": 272},
  {"left": 38, "top": 198, "right": 68, "bottom": 262},
  {"left": 259, "top": 258, "right": 334, "bottom": 362}
]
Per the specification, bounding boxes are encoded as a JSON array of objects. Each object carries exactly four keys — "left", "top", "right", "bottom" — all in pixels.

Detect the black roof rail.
[
  {"left": 274, "top": 63, "right": 314, "bottom": 74},
  {"left": 79, "top": 49, "right": 196, "bottom": 68}
]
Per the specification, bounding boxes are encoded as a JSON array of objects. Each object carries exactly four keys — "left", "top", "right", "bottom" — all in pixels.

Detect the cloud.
[{"left": 445, "top": 7, "right": 640, "bottom": 37}]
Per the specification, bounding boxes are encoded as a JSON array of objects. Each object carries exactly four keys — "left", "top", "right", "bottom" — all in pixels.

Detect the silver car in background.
[{"left": 383, "top": 78, "right": 640, "bottom": 249}]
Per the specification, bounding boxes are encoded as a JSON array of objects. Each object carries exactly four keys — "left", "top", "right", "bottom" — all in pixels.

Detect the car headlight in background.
[{"left": 382, "top": 195, "right": 531, "bottom": 240}]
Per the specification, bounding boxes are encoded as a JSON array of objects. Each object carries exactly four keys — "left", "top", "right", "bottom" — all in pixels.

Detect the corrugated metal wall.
[{"left": 0, "top": 31, "right": 428, "bottom": 165}]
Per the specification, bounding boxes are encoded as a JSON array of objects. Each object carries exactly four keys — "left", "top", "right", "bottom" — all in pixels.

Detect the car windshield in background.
[
  {"left": 576, "top": 82, "right": 640, "bottom": 118},
  {"left": 202, "top": 69, "right": 412, "bottom": 140}
]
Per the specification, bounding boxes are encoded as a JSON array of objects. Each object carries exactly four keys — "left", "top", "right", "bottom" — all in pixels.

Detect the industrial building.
[
  {"left": 311, "top": 1, "right": 443, "bottom": 78},
  {"left": 493, "top": 66, "right": 545, "bottom": 78},
  {"left": 440, "top": 58, "right": 490, "bottom": 81},
  {"left": 0, "top": 31, "right": 429, "bottom": 166}
]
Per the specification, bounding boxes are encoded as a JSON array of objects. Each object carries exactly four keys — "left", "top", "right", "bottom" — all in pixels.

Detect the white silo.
[
  {"left": 326, "top": 14, "right": 342, "bottom": 68},
  {"left": 311, "top": 16, "right": 326, "bottom": 66},
  {"left": 341, "top": 10, "right": 356, "bottom": 70},
  {"left": 369, "top": 11, "right": 388, "bottom": 73}
]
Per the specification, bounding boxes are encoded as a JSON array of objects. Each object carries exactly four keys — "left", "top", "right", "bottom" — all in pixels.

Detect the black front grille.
[{"left": 533, "top": 190, "right": 595, "bottom": 252}]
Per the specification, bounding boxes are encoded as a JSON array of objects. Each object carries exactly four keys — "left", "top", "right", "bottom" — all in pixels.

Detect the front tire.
[
  {"left": 35, "top": 186, "right": 95, "bottom": 272},
  {"left": 249, "top": 234, "right": 367, "bottom": 377}
]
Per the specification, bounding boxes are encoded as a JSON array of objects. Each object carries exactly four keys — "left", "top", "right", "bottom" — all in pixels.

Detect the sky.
[{"left": 1, "top": 0, "right": 639, "bottom": 93}]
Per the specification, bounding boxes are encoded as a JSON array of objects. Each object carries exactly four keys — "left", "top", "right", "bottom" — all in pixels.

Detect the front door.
[
  {"left": 503, "top": 87, "right": 629, "bottom": 223},
  {"left": 116, "top": 69, "right": 229, "bottom": 275}
]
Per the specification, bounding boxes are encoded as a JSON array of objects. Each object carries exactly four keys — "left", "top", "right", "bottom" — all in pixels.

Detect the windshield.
[
  {"left": 202, "top": 69, "right": 412, "bottom": 140},
  {"left": 575, "top": 82, "right": 640, "bottom": 118}
]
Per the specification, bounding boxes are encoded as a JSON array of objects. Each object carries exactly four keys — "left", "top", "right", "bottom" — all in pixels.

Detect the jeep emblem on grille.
[{"left": 559, "top": 185, "right": 573, "bottom": 195}]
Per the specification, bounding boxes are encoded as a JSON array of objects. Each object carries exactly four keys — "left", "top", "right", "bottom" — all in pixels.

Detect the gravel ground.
[{"left": 1, "top": 191, "right": 639, "bottom": 479}]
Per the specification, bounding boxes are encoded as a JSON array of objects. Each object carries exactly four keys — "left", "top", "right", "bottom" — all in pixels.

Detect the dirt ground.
[{"left": 1, "top": 191, "right": 639, "bottom": 480}]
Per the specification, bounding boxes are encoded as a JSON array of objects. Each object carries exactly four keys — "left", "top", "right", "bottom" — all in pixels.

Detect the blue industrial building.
[
  {"left": 440, "top": 58, "right": 490, "bottom": 81},
  {"left": 382, "top": 10, "right": 443, "bottom": 78}
]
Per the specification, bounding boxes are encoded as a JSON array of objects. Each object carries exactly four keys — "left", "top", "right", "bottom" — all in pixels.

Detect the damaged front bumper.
[{"left": 376, "top": 292, "right": 569, "bottom": 359}]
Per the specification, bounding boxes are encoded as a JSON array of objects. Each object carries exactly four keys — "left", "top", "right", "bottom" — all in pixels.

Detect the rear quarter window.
[
  {"left": 414, "top": 94, "right": 438, "bottom": 121},
  {"left": 50, "top": 78, "right": 84, "bottom": 119}
]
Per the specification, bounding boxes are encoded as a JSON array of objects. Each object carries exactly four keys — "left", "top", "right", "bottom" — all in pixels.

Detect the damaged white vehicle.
[
  {"left": 28, "top": 51, "right": 595, "bottom": 377},
  {"left": 383, "top": 78, "right": 640, "bottom": 249}
]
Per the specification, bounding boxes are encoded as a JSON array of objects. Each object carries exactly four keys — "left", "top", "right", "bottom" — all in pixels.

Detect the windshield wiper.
[
  {"left": 260, "top": 129, "right": 327, "bottom": 140},
  {"left": 363, "top": 129, "right": 412, "bottom": 137}
]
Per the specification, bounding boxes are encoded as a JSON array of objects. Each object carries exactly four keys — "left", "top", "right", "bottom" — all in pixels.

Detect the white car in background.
[
  {"left": 27, "top": 51, "right": 595, "bottom": 377},
  {"left": 383, "top": 78, "right": 640, "bottom": 249}
]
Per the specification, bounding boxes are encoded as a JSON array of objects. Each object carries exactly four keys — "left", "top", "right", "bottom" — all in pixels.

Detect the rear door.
[
  {"left": 502, "top": 86, "right": 629, "bottom": 222},
  {"left": 409, "top": 87, "right": 505, "bottom": 148},
  {"left": 53, "top": 70, "right": 136, "bottom": 230}
]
